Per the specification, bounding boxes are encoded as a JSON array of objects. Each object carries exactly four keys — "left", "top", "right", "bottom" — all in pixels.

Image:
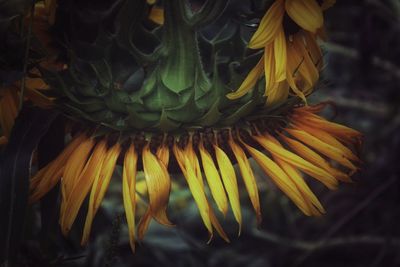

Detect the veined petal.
[
  {"left": 61, "top": 139, "right": 108, "bottom": 236},
  {"left": 285, "top": 0, "right": 323, "bottom": 33},
  {"left": 292, "top": 122, "right": 360, "bottom": 162},
  {"left": 142, "top": 145, "right": 172, "bottom": 226},
  {"left": 156, "top": 144, "right": 170, "bottom": 167},
  {"left": 214, "top": 145, "right": 242, "bottom": 233},
  {"left": 286, "top": 128, "right": 358, "bottom": 172},
  {"left": 199, "top": 142, "right": 228, "bottom": 215},
  {"left": 274, "top": 28, "right": 287, "bottom": 82},
  {"left": 82, "top": 142, "right": 121, "bottom": 245},
  {"left": 254, "top": 134, "right": 338, "bottom": 189},
  {"left": 274, "top": 157, "right": 325, "bottom": 215},
  {"left": 249, "top": 0, "right": 285, "bottom": 49},
  {"left": 30, "top": 133, "right": 87, "bottom": 204},
  {"left": 241, "top": 141, "right": 310, "bottom": 215},
  {"left": 266, "top": 81, "right": 289, "bottom": 106},
  {"left": 292, "top": 111, "right": 362, "bottom": 139},
  {"left": 138, "top": 208, "right": 152, "bottom": 241},
  {"left": 122, "top": 143, "right": 138, "bottom": 251},
  {"left": 280, "top": 134, "right": 351, "bottom": 182},
  {"left": 264, "top": 44, "right": 277, "bottom": 95},
  {"left": 226, "top": 56, "right": 264, "bottom": 99},
  {"left": 173, "top": 144, "right": 213, "bottom": 235},
  {"left": 293, "top": 34, "right": 319, "bottom": 89},
  {"left": 286, "top": 43, "right": 307, "bottom": 103},
  {"left": 60, "top": 137, "right": 95, "bottom": 222},
  {"left": 303, "top": 32, "right": 323, "bottom": 69},
  {"left": 229, "top": 137, "right": 261, "bottom": 224}
]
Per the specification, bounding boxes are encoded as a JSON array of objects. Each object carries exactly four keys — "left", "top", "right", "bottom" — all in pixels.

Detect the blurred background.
[{"left": 7, "top": 0, "right": 400, "bottom": 266}]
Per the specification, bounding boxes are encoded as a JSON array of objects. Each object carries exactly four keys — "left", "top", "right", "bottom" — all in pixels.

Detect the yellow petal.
[
  {"left": 254, "top": 134, "right": 338, "bottom": 189},
  {"left": 264, "top": 44, "right": 277, "bottom": 95},
  {"left": 286, "top": 128, "right": 358, "bottom": 172},
  {"left": 292, "top": 111, "right": 362, "bottom": 139},
  {"left": 122, "top": 143, "right": 138, "bottom": 251},
  {"left": 292, "top": 121, "right": 360, "bottom": 163},
  {"left": 275, "top": 157, "right": 325, "bottom": 215},
  {"left": 199, "top": 142, "right": 228, "bottom": 215},
  {"left": 60, "top": 137, "right": 95, "bottom": 222},
  {"left": 280, "top": 134, "right": 351, "bottom": 182},
  {"left": 249, "top": 0, "right": 285, "bottom": 49},
  {"left": 266, "top": 81, "right": 289, "bottom": 106},
  {"left": 174, "top": 144, "right": 212, "bottom": 232},
  {"left": 138, "top": 208, "right": 152, "bottom": 241},
  {"left": 30, "top": 133, "right": 87, "bottom": 204},
  {"left": 149, "top": 6, "right": 164, "bottom": 25},
  {"left": 293, "top": 34, "right": 319, "bottom": 90},
  {"left": 61, "top": 139, "right": 108, "bottom": 236},
  {"left": 214, "top": 145, "right": 242, "bottom": 233},
  {"left": 82, "top": 142, "right": 121, "bottom": 245},
  {"left": 285, "top": 0, "right": 323, "bottom": 33},
  {"left": 286, "top": 43, "right": 307, "bottom": 103},
  {"left": 241, "top": 141, "right": 310, "bottom": 215},
  {"left": 321, "top": 0, "right": 336, "bottom": 10},
  {"left": 142, "top": 144, "right": 172, "bottom": 226},
  {"left": 226, "top": 56, "right": 264, "bottom": 99},
  {"left": 229, "top": 137, "right": 261, "bottom": 224},
  {"left": 303, "top": 32, "right": 323, "bottom": 69},
  {"left": 274, "top": 28, "right": 287, "bottom": 82},
  {"left": 156, "top": 144, "right": 170, "bottom": 167}
]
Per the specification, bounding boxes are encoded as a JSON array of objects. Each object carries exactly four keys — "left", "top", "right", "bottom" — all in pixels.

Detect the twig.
[
  {"left": 323, "top": 42, "right": 400, "bottom": 80},
  {"left": 252, "top": 229, "right": 400, "bottom": 251}
]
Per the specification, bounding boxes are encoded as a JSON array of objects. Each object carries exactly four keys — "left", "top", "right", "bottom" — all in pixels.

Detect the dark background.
[{"left": 19, "top": 0, "right": 400, "bottom": 266}]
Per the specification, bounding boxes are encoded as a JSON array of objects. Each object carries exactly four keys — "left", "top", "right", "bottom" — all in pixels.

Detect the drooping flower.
[
  {"left": 227, "top": 0, "right": 335, "bottom": 105},
  {"left": 11, "top": 0, "right": 362, "bottom": 254}
]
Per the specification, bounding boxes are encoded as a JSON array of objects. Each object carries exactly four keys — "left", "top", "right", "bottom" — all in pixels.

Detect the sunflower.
[
  {"left": 1, "top": 0, "right": 362, "bottom": 254},
  {"left": 227, "top": 0, "right": 335, "bottom": 105}
]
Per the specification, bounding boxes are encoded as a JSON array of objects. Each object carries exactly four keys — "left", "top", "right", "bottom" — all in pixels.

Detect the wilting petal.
[
  {"left": 303, "top": 32, "right": 323, "bottom": 69},
  {"left": 292, "top": 111, "right": 362, "bottom": 139},
  {"left": 122, "top": 143, "right": 138, "bottom": 251},
  {"left": 292, "top": 122, "right": 360, "bottom": 163},
  {"left": 199, "top": 142, "right": 228, "bottom": 215},
  {"left": 254, "top": 134, "right": 338, "bottom": 189},
  {"left": 61, "top": 139, "right": 108, "bottom": 236},
  {"left": 149, "top": 6, "right": 164, "bottom": 24},
  {"left": 142, "top": 145, "right": 172, "bottom": 226},
  {"left": 266, "top": 81, "right": 289, "bottom": 106},
  {"left": 0, "top": 87, "right": 19, "bottom": 138},
  {"left": 280, "top": 134, "right": 351, "bottom": 182},
  {"left": 138, "top": 208, "right": 152, "bottom": 241},
  {"left": 82, "top": 142, "right": 121, "bottom": 245},
  {"left": 293, "top": 34, "right": 319, "bottom": 90},
  {"left": 156, "top": 144, "right": 170, "bottom": 166},
  {"left": 214, "top": 145, "right": 242, "bottom": 233},
  {"left": 173, "top": 145, "right": 212, "bottom": 234},
  {"left": 274, "top": 28, "right": 287, "bottom": 82},
  {"left": 285, "top": 0, "right": 323, "bottom": 33},
  {"left": 286, "top": 128, "right": 358, "bottom": 172},
  {"left": 226, "top": 56, "right": 264, "bottom": 99},
  {"left": 60, "top": 137, "right": 95, "bottom": 222},
  {"left": 30, "top": 133, "right": 87, "bottom": 204},
  {"left": 229, "top": 137, "right": 261, "bottom": 224},
  {"left": 274, "top": 157, "right": 325, "bottom": 215},
  {"left": 286, "top": 43, "right": 307, "bottom": 103},
  {"left": 241, "top": 141, "right": 310, "bottom": 215},
  {"left": 249, "top": 0, "right": 285, "bottom": 49},
  {"left": 264, "top": 44, "right": 277, "bottom": 96},
  {"left": 321, "top": 0, "right": 336, "bottom": 10}
]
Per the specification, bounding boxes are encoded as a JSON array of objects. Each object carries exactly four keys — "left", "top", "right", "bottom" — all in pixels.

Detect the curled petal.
[
  {"left": 249, "top": 0, "right": 285, "bottom": 49},
  {"left": 142, "top": 145, "right": 172, "bottom": 226},
  {"left": 285, "top": 0, "right": 323, "bottom": 33}
]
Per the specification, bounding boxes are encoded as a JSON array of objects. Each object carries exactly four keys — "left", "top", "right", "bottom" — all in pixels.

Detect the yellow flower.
[
  {"left": 29, "top": 102, "right": 361, "bottom": 248},
  {"left": 227, "top": 0, "right": 335, "bottom": 105}
]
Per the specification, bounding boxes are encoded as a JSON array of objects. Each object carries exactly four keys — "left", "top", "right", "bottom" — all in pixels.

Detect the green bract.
[{"left": 41, "top": 0, "right": 287, "bottom": 133}]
